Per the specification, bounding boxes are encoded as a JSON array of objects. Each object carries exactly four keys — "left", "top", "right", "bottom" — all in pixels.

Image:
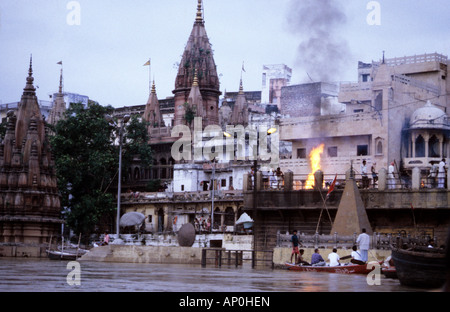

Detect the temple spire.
[
  {"left": 23, "top": 55, "right": 36, "bottom": 95},
  {"left": 238, "top": 78, "right": 244, "bottom": 95},
  {"left": 195, "top": 0, "right": 204, "bottom": 24},
  {"left": 151, "top": 80, "right": 156, "bottom": 94},
  {"left": 58, "top": 64, "right": 64, "bottom": 94}
]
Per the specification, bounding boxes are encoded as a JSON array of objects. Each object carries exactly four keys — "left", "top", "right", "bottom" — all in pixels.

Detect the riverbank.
[{"left": 78, "top": 245, "right": 391, "bottom": 267}]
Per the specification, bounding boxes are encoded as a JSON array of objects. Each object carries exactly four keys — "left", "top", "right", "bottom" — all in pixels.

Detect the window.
[
  {"left": 297, "top": 148, "right": 306, "bottom": 159},
  {"left": 376, "top": 141, "right": 383, "bottom": 155},
  {"left": 415, "top": 135, "right": 425, "bottom": 157},
  {"left": 428, "top": 135, "right": 440, "bottom": 158},
  {"left": 221, "top": 179, "right": 227, "bottom": 187},
  {"left": 328, "top": 146, "right": 338, "bottom": 157},
  {"left": 362, "top": 74, "right": 370, "bottom": 82},
  {"left": 357, "top": 145, "right": 368, "bottom": 156}
]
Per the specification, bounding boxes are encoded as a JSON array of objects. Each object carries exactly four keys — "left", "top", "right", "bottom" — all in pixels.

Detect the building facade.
[{"left": 279, "top": 53, "right": 450, "bottom": 187}]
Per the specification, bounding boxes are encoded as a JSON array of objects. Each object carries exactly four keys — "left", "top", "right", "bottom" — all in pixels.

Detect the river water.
[{"left": 0, "top": 258, "right": 428, "bottom": 293}]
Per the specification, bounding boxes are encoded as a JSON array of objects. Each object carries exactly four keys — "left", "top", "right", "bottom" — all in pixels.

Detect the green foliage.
[
  {"left": 49, "top": 105, "right": 156, "bottom": 235},
  {"left": 50, "top": 103, "right": 117, "bottom": 235},
  {"left": 184, "top": 102, "right": 196, "bottom": 126},
  {"left": 121, "top": 115, "right": 153, "bottom": 170}
]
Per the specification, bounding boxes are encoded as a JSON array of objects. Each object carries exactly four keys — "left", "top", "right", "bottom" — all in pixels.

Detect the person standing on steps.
[{"left": 356, "top": 228, "right": 370, "bottom": 262}]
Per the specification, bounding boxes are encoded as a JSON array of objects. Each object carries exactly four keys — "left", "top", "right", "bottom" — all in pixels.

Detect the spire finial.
[
  {"left": 238, "top": 78, "right": 244, "bottom": 95},
  {"left": 151, "top": 80, "right": 156, "bottom": 94},
  {"left": 23, "top": 54, "right": 36, "bottom": 95},
  {"left": 57, "top": 61, "right": 64, "bottom": 94},
  {"left": 193, "top": 69, "right": 199, "bottom": 87},
  {"left": 195, "top": 0, "right": 203, "bottom": 23},
  {"left": 29, "top": 55, "right": 33, "bottom": 76}
]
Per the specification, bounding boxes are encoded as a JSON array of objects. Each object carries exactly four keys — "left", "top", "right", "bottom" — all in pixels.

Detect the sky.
[{"left": 0, "top": 0, "right": 449, "bottom": 108}]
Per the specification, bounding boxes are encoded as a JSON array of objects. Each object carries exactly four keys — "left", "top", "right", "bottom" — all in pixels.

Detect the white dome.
[{"left": 410, "top": 101, "right": 449, "bottom": 130}]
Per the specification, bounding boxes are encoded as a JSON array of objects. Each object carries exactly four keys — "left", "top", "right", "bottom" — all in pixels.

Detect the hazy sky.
[{"left": 0, "top": 0, "right": 449, "bottom": 108}]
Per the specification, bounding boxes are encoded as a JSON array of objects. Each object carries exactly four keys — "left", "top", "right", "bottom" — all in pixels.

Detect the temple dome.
[{"left": 410, "top": 101, "right": 450, "bottom": 130}]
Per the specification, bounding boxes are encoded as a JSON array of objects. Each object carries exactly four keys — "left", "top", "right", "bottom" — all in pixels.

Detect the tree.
[
  {"left": 50, "top": 103, "right": 118, "bottom": 236},
  {"left": 121, "top": 114, "right": 153, "bottom": 171}
]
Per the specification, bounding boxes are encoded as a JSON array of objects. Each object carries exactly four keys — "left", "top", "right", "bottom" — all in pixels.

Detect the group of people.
[
  {"left": 250, "top": 166, "right": 285, "bottom": 189},
  {"left": 290, "top": 229, "right": 371, "bottom": 266},
  {"left": 428, "top": 158, "right": 447, "bottom": 188},
  {"left": 194, "top": 216, "right": 211, "bottom": 232},
  {"left": 360, "top": 160, "right": 379, "bottom": 189}
]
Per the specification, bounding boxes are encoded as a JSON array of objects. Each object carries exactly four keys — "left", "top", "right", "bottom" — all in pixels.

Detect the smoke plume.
[{"left": 286, "top": 0, "right": 352, "bottom": 83}]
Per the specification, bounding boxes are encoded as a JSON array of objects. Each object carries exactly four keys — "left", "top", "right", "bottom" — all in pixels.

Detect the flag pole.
[
  {"left": 144, "top": 58, "right": 151, "bottom": 94},
  {"left": 149, "top": 58, "right": 151, "bottom": 94}
]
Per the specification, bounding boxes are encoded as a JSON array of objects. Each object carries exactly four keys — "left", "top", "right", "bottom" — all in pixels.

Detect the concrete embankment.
[
  {"left": 79, "top": 245, "right": 392, "bottom": 267},
  {"left": 79, "top": 245, "right": 204, "bottom": 265}
]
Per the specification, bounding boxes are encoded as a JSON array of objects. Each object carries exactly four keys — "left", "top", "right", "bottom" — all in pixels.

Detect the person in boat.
[
  {"left": 356, "top": 228, "right": 370, "bottom": 262},
  {"left": 297, "top": 249, "right": 310, "bottom": 266},
  {"left": 101, "top": 232, "right": 110, "bottom": 246},
  {"left": 290, "top": 230, "right": 301, "bottom": 264},
  {"left": 327, "top": 248, "right": 340, "bottom": 267},
  {"left": 311, "top": 248, "right": 326, "bottom": 266},
  {"left": 350, "top": 245, "right": 365, "bottom": 265}
]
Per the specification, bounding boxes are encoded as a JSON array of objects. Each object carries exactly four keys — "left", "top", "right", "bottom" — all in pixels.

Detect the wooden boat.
[
  {"left": 46, "top": 234, "right": 88, "bottom": 260},
  {"left": 381, "top": 266, "right": 397, "bottom": 279},
  {"left": 285, "top": 262, "right": 374, "bottom": 274},
  {"left": 381, "top": 256, "right": 397, "bottom": 279},
  {"left": 47, "top": 249, "right": 81, "bottom": 261},
  {"left": 391, "top": 246, "right": 446, "bottom": 288}
]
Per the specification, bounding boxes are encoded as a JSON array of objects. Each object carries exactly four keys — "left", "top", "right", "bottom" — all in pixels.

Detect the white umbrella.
[
  {"left": 236, "top": 213, "right": 254, "bottom": 225},
  {"left": 119, "top": 212, "right": 146, "bottom": 227}
]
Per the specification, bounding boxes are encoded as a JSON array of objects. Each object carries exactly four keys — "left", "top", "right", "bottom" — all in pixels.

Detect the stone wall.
[
  {"left": 79, "top": 245, "right": 204, "bottom": 264},
  {"left": 0, "top": 244, "right": 48, "bottom": 258}
]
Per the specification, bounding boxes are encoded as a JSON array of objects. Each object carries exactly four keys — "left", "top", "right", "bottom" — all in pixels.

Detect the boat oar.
[{"left": 340, "top": 255, "right": 352, "bottom": 260}]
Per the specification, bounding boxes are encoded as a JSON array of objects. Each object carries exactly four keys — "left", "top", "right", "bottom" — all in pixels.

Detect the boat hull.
[
  {"left": 391, "top": 248, "right": 446, "bottom": 288},
  {"left": 381, "top": 267, "right": 397, "bottom": 279},
  {"left": 47, "top": 250, "right": 86, "bottom": 261},
  {"left": 285, "top": 262, "right": 374, "bottom": 274}
]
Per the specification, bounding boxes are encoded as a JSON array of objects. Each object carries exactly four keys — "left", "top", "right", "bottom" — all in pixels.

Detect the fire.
[{"left": 305, "top": 144, "right": 325, "bottom": 189}]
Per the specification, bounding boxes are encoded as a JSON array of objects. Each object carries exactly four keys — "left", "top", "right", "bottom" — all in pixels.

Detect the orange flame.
[{"left": 305, "top": 144, "right": 324, "bottom": 189}]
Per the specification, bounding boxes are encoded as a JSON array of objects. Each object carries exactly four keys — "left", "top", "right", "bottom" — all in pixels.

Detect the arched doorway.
[{"left": 158, "top": 208, "right": 165, "bottom": 233}]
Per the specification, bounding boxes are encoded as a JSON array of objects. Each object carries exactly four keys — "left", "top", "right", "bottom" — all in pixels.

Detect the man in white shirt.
[
  {"left": 327, "top": 248, "right": 340, "bottom": 267},
  {"left": 360, "top": 160, "right": 369, "bottom": 189},
  {"left": 438, "top": 158, "right": 446, "bottom": 189},
  {"left": 388, "top": 162, "right": 396, "bottom": 189},
  {"left": 351, "top": 245, "right": 365, "bottom": 265},
  {"left": 356, "top": 228, "right": 370, "bottom": 262}
]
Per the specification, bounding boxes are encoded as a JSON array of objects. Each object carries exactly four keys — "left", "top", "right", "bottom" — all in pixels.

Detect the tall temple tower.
[
  {"left": 173, "top": 0, "right": 221, "bottom": 129},
  {"left": 143, "top": 81, "right": 164, "bottom": 128},
  {"left": 47, "top": 66, "right": 66, "bottom": 126},
  {"left": 0, "top": 57, "right": 62, "bottom": 246}
]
